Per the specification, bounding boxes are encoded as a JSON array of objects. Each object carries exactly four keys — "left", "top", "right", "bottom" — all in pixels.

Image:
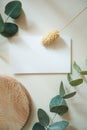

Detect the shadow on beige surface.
[
  {"left": 15, "top": 10, "right": 30, "bottom": 32},
  {"left": 45, "top": 37, "right": 67, "bottom": 50},
  {"left": 63, "top": 112, "right": 77, "bottom": 130},
  {"left": 23, "top": 100, "right": 35, "bottom": 130},
  {"left": 67, "top": 125, "right": 77, "bottom": 130}
]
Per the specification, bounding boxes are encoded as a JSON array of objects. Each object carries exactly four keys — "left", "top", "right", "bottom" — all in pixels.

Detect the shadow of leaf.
[
  {"left": 62, "top": 112, "right": 77, "bottom": 130},
  {"left": 62, "top": 110, "right": 71, "bottom": 121},
  {"left": 14, "top": 10, "right": 30, "bottom": 32},
  {"left": 45, "top": 37, "right": 67, "bottom": 50},
  {"left": 0, "top": 38, "right": 9, "bottom": 62},
  {"left": 66, "top": 125, "right": 77, "bottom": 130},
  {"left": 22, "top": 99, "right": 36, "bottom": 130}
]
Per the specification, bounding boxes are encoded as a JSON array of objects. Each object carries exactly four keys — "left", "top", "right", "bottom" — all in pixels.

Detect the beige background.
[{"left": 0, "top": 0, "right": 87, "bottom": 130}]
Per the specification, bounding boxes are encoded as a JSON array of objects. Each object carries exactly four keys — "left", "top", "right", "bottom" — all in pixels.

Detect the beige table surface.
[{"left": 0, "top": 0, "right": 87, "bottom": 130}]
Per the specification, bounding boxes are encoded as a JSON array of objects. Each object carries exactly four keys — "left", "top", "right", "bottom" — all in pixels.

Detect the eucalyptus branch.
[
  {"left": 50, "top": 113, "right": 57, "bottom": 124},
  {"left": 52, "top": 113, "right": 57, "bottom": 122},
  {"left": 32, "top": 81, "right": 77, "bottom": 130}
]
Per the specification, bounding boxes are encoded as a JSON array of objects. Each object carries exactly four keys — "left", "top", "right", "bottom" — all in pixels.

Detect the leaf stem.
[
  {"left": 45, "top": 126, "right": 48, "bottom": 130},
  {"left": 5, "top": 16, "right": 10, "bottom": 23},
  {"left": 52, "top": 113, "right": 57, "bottom": 122}
]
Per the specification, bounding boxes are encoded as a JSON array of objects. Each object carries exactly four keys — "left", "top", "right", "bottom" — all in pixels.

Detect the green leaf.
[
  {"left": 67, "top": 73, "right": 72, "bottom": 82},
  {"left": 80, "top": 71, "right": 87, "bottom": 75},
  {"left": 59, "top": 81, "right": 65, "bottom": 97},
  {"left": 69, "top": 78, "right": 83, "bottom": 86},
  {"left": 38, "top": 109, "right": 50, "bottom": 127},
  {"left": 63, "top": 92, "right": 76, "bottom": 99},
  {"left": 48, "top": 121, "right": 69, "bottom": 130},
  {"left": 49, "top": 95, "right": 68, "bottom": 116},
  {"left": 0, "top": 14, "right": 5, "bottom": 33},
  {"left": 5, "top": 1, "right": 22, "bottom": 19},
  {"left": 1, "top": 23, "right": 18, "bottom": 37},
  {"left": 32, "top": 123, "right": 45, "bottom": 130},
  {"left": 73, "top": 62, "right": 81, "bottom": 73}
]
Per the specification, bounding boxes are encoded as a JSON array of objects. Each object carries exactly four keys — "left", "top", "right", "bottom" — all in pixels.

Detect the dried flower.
[{"left": 42, "top": 30, "right": 59, "bottom": 45}]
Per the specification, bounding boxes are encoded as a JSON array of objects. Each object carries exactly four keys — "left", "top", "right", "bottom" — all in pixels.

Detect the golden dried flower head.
[{"left": 42, "top": 30, "right": 59, "bottom": 45}]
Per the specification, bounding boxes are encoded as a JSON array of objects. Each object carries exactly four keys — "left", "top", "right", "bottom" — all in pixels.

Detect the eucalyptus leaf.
[
  {"left": 1, "top": 23, "right": 18, "bottom": 37},
  {"left": 73, "top": 62, "right": 81, "bottom": 73},
  {"left": 38, "top": 109, "right": 50, "bottom": 127},
  {"left": 5, "top": 1, "right": 22, "bottom": 19},
  {"left": 32, "top": 123, "right": 45, "bottom": 130},
  {"left": 0, "top": 14, "right": 5, "bottom": 33},
  {"left": 59, "top": 81, "right": 65, "bottom": 97},
  {"left": 48, "top": 121, "right": 69, "bottom": 130},
  {"left": 69, "top": 78, "right": 83, "bottom": 86},
  {"left": 67, "top": 73, "right": 72, "bottom": 82},
  {"left": 80, "top": 71, "right": 87, "bottom": 75},
  {"left": 63, "top": 92, "right": 76, "bottom": 99},
  {"left": 49, "top": 95, "right": 68, "bottom": 115}
]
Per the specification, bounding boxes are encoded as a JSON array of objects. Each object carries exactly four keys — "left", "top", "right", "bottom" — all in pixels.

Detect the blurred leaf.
[
  {"left": 49, "top": 95, "right": 68, "bottom": 116},
  {"left": 38, "top": 109, "right": 50, "bottom": 127},
  {"left": 0, "top": 14, "right": 5, "bottom": 33},
  {"left": 67, "top": 73, "right": 72, "bottom": 82},
  {"left": 70, "top": 78, "right": 83, "bottom": 86},
  {"left": 80, "top": 71, "right": 87, "bottom": 75},
  {"left": 48, "top": 121, "right": 69, "bottom": 130},
  {"left": 32, "top": 123, "right": 45, "bottom": 130},
  {"left": 59, "top": 81, "right": 65, "bottom": 97},
  {"left": 1, "top": 23, "right": 18, "bottom": 37},
  {"left": 5, "top": 1, "right": 22, "bottom": 19},
  {"left": 63, "top": 92, "right": 76, "bottom": 99},
  {"left": 86, "top": 59, "right": 87, "bottom": 65},
  {"left": 73, "top": 62, "right": 81, "bottom": 73}
]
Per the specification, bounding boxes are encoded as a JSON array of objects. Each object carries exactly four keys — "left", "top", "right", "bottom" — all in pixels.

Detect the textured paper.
[{"left": 10, "top": 35, "right": 71, "bottom": 74}]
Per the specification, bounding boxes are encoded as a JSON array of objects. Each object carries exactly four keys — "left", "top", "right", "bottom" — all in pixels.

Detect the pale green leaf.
[
  {"left": 67, "top": 73, "right": 72, "bottom": 82},
  {"left": 63, "top": 92, "right": 76, "bottom": 99},
  {"left": 73, "top": 62, "right": 81, "bottom": 73},
  {"left": 59, "top": 81, "right": 65, "bottom": 97},
  {"left": 70, "top": 78, "right": 83, "bottom": 86},
  {"left": 38, "top": 109, "right": 50, "bottom": 127},
  {"left": 48, "top": 121, "right": 69, "bottom": 130},
  {"left": 80, "top": 71, "right": 87, "bottom": 75}
]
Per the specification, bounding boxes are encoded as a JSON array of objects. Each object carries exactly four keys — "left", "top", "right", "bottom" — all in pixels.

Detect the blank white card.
[{"left": 9, "top": 35, "right": 71, "bottom": 74}]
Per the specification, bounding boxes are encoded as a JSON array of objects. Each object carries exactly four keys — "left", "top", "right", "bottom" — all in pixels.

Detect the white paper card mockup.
[{"left": 9, "top": 35, "right": 71, "bottom": 74}]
